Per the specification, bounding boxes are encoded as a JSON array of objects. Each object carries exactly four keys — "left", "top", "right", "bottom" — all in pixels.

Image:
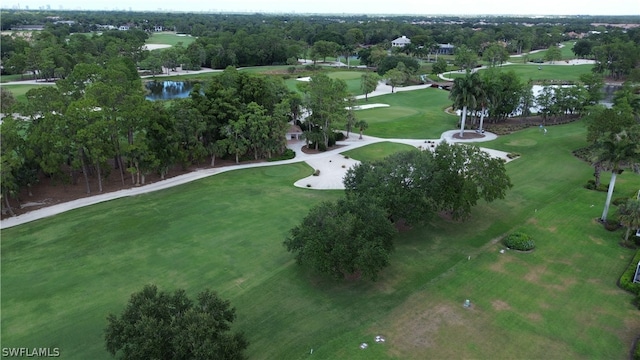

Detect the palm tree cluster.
[{"left": 449, "top": 71, "right": 486, "bottom": 137}]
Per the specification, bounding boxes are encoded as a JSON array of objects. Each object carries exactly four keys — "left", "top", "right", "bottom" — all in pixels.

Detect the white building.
[{"left": 391, "top": 36, "right": 411, "bottom": 47}]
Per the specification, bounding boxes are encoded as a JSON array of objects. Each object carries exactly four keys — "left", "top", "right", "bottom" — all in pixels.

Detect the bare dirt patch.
[
  {"left": 387, "top": 303, "right": 464, "bottom": 351},
  {"left": 526, "top": 313, "right": 543, "bottom": 322},
  {"left": 526, "top": 217, "right": 539, "bottom": 225},
  {"left": 491, "top": 300, "right": 511, "bottom": 311},
  {"left": 524, "top": 264, "right": 577, "bottom": 291},
  {"left": 489, "top": 254, "right": 514, "bottom": 274}
]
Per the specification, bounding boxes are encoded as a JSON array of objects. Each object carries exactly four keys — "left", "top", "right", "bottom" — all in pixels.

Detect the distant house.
[
  {"left": 436, "top": 43, "right": 455, "bottom": 55},
  {"left": 97, "top": 24, "right": 117, "bottom": 30},
  {"left": 54, "top": 20, "right": 76, "bottom": 26},
  {"left": 119, "top": 25, "right": 130, "bottom": 31},
  {"left": 10, "top": 25, "right": 45, "bottom": 31},
  {"left": 154, "top": 25, "right": 163, "bottom": 32},
  {"left": 391, "top": 36, "right": 411, "bottom": 48},
  {"left": 286, "top": 123, "right": 303, "bottom": 140}
]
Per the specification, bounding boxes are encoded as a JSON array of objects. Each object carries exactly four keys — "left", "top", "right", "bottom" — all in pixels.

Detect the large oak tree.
[{"left": 105, "top": 284, "right": 248, "bottom": 360}]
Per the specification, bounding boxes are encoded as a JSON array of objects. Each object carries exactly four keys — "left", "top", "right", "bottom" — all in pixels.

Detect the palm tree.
[
  {"left": 617, "top": 198, "right": 640, "bottom": 242},
  {"left": 355, "top": 120, "right": 369, "bottom": 139},
  {"left": 474, "top": 75, "right": 489, "bottom": 133},
  {"left": 449, "top": 71, "right": 480, "bottom": 137},
  {"left": 597, "top": 127, "right": 640, "bottom": 222}
]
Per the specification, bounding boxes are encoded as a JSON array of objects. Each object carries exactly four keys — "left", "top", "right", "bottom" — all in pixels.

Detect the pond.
[{"left": 145, "top": 81, "right": 199, "bottom": 101}]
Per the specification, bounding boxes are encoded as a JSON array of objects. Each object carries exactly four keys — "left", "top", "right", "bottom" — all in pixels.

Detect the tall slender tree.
[
  {"left": 305, "top": 74, "right": 348, "bottom": 149},
  {"left": 449, "top": 71, "right": 480, "bottom": 137},
  {"left": 596, "top": 127, "right": 640, "bottom": 222}
]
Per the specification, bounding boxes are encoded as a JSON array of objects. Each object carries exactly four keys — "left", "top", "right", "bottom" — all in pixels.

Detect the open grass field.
[
  {"left": 447, "top": 63, "right": 594, "bottom": 83},
  {"left": 3, "top": 117, "right": 639, "bottom": 359},
  {"left": 510, "top": 41, "right": 582, "bottom": 63},
  {"left": 0, "top": 73, "right": 38, "bottom": 83},
  {"left": 354, "top": 87, "right": 458, "bottom": 139},
  {"left": 285, "top": 70, "right": 367, "bottom": 96},
  {"left": 341, "top": 142, "right": 417, "bottom": 162},
  {"left": 146, "top": 32, "right": 196, "bottom": 47}
]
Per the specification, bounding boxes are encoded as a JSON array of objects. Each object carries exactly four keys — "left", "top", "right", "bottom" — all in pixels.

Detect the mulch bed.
[
  {"left": 451, "top": 132, "right": 487, "bottom": 140},
  {"left": 300, "top": 144, "right": 346, "bottom": 154}
]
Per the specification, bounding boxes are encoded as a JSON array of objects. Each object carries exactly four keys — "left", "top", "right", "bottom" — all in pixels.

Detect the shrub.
[
  {"left": 341, "top": 165, "right": 346, "bottom": 168},
  {"left": 503, "top": 232, "right": 535, "bottom": 251},
  {"left": 267, "top": 149, "right": 295, "bottom": 162},
  {"left": 613, "top": 197, "right": 629, "bottom": 206},
  {"left": 507, "top": 152, "right": 520, "bottom": 159},
  {"left": 313, "top": 169, "right": 320, "bottom": 176},
  {"left": 343, "top": 155, "right": 349, "bottom": 159},
  {"left": 334, "top": 132, "right": 345, "bottom": 141},
  {"left": 584, "top": 179, "right": 609, "bottom": 192},
  {"left": 618, "top": 251, "right": 640, "bottom": 296}
]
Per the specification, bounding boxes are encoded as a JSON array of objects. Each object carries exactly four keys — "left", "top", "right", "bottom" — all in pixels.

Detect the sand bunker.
[
  {"left": 351, "top": 104, "right": 390, "bottom": 110},
  {"left": 143, "top": 44, "right": 172, "bottom": 51}
]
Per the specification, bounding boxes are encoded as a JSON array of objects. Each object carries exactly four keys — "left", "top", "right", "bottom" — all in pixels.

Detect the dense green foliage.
[
  {"left": 502, "top": 232, "right": 536, "bottom": 251},
  {"left": 105, "top": 284, "right": 248, "bottom": 360},
  {"left": 2, "top": 11, "right": 639, "bottom": 76},
  {"left": 284, "top": 198, "right": 397, "bottom": 280},
  {"left": 344, "top": 142, "right": 512, "bottom": 224},
  {"left": 0, "top": 66, "right": 300, "bottom": 211}
]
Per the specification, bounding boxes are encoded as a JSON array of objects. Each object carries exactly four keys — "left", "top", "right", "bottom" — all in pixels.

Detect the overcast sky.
[{"left": 5, "top": 0, "right": 640, "bottom": 16}]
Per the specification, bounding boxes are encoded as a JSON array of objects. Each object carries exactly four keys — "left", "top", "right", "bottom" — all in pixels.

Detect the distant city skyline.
[{"left": 3, "top": 0, "right": 639, "bottom": 16}]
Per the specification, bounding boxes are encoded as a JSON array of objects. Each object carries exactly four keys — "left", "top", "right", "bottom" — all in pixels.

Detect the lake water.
[{"left": 145, "top": 81, "right": 197, "bottom": 101}]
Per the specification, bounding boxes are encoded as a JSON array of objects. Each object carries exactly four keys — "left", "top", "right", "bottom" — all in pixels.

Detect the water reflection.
[{"left": 145, "top": 81, "right": 197, "bottom": 101}]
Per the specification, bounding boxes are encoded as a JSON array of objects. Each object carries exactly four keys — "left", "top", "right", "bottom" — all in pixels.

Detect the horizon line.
[{"left": 1, "top": 8, "right": 639, "bottom": 17}]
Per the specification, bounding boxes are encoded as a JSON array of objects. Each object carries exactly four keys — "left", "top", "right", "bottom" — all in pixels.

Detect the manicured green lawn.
[
  {"left": 354, "top": 87, "right": 458, "bottom": 139},
  {"left": 341, "top": 142, "right": 418, "bottom": 162},
  {"left": 1, "top": 73, "right": 38, "bottom": 83},
  {"left": 447, "top": 63, "right": 594, "bottom": 83},
  {"left": 2, "top": 119, "right": 639, "bottom": 358},
  {"left": 1, "top": 84, "right": 53, "bottom": 103},
  {"left": 285, "top": 70, "right": 367, "bottom": 96},
  {"left": 510, "top": 41, "right": 580, "bottom": 63},
  {"left": 146, "top": 32, "right": 196, "bottom": 47}
]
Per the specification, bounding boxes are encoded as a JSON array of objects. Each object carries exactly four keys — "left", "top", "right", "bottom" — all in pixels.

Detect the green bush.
[
  {"left": 584, "top": 179, "right": 609, "bottom": 192},
  {"left": 618, "top": 250, "right": 640, "bottom": 296},
  {"left": 507, "top": 152, "right": 520, "bottom": 159},
  {"left": 613, "top": 197, "right": 629, "bottom": 206},
  {"left": 267, "top": 149, "right": 295, "bottom": 162},
  {"left": 503, "top": 232, "right": 535, "bottom": 251},
  {"left": 313, "top": 169, "right": 320, "bottom": 176}
]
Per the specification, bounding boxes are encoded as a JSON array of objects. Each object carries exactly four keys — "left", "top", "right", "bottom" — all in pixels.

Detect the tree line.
[
  {"left": 0, "top": 64, "right": 317, "bottom": 215},
  {"left": 3, "top": 11, "right": 640, "bottom": 78}
]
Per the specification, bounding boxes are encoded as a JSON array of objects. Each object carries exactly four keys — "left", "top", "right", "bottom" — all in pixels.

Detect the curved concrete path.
[
  {"left": 0, "top": 129, "right": 506, "bottom": 229},
  {"left": 0, "top": 79, "right": 506, "bottom": 229}
]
